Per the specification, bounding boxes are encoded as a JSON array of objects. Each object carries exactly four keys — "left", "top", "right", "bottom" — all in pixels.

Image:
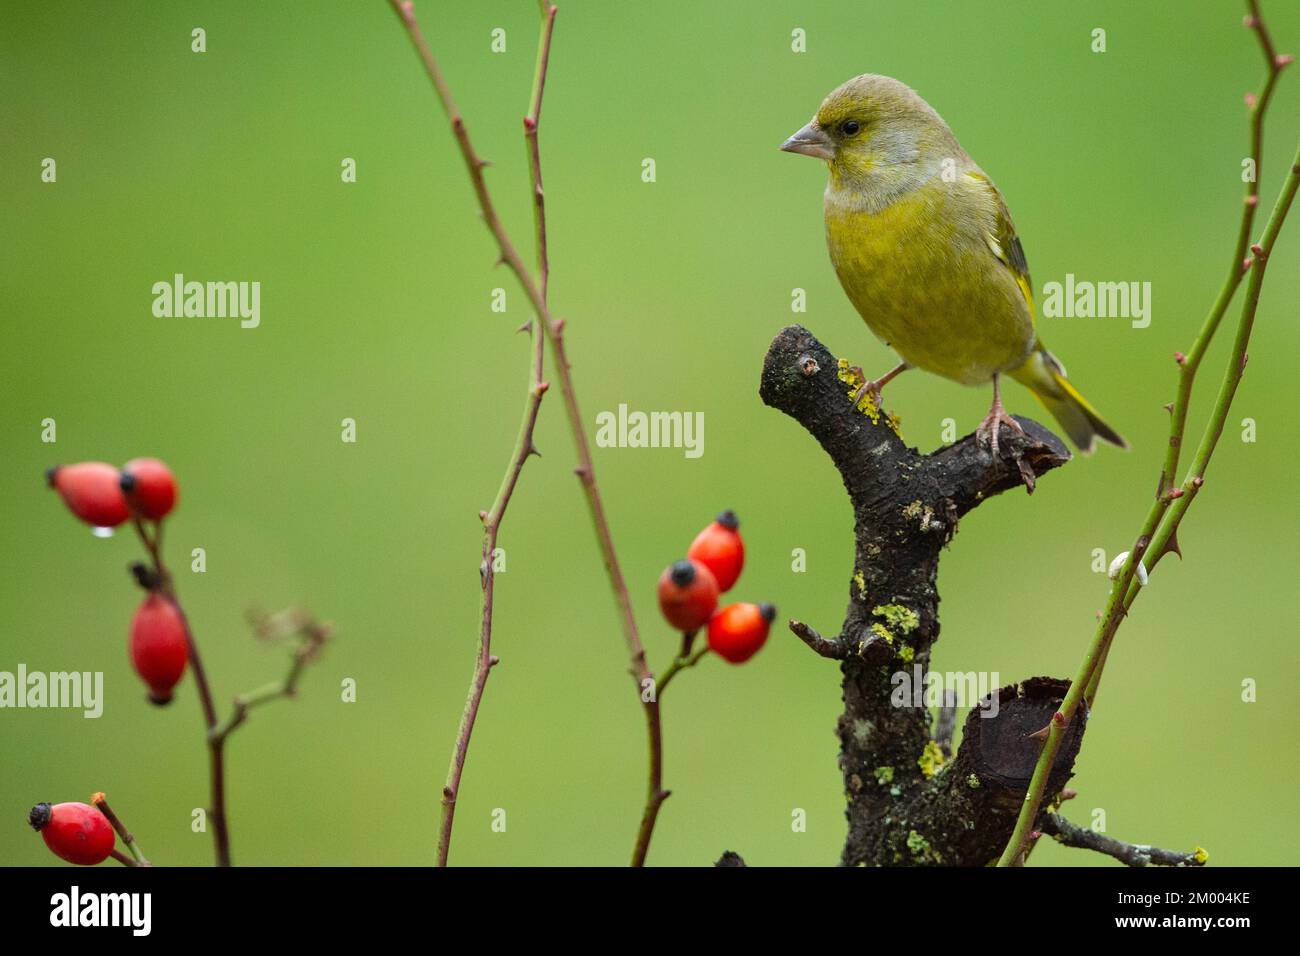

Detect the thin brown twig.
[
  {"left": 92, "top": 792, "right": 150, "bottom": 866},
  {"left": 388, "top": 1, "right": 666, "bottom": 866},
  {"left": 133, "top": 517, "right": 229, "bottom": 866},
  {"left": 434, "top": 0, "right": 554, "bottom": 871},
  {"left": 210, "top": 613, "right": 330, "bottom": 742}
]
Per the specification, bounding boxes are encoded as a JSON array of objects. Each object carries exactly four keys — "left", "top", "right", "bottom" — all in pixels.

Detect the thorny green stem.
[
  {"left": 389, "top": 1, "right": 667, "bottom": 866},
  {"left": 434, "top": 0, "right": 554, "bottom": 870},
  {"left": 998, "top": 3, "right": 1296, "bottom": 866},
  {"left": 1083, "top": 0, "right": 1291, "bottom": 707}
]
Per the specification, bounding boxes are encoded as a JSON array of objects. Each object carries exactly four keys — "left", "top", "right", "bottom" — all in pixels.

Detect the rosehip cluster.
[
  {"left": 656, "top": 510, "right": 776, "bottom": 664},
  {"left": 47, "top": 457, "right": 178, "bottom": 527},
  {"left": 47, "top": 457, "right": 188, "bottom": 703}
]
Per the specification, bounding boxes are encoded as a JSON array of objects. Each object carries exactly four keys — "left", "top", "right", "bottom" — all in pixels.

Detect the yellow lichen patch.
[
  {"left": 836, "top": 359, "right": 881, "bottom": 423},
  {"left": 918, "top": 740, "right": 946, "bottom": 778},
  {"left": 1193, "top": 846, "right": 1209, "bottom": 865},
  {"left": 873, "top": 603, "right": 920, "bottom": 635},
  {"left": 873, "top": 766, "right": 894, "bottom": 786},
  {"left": 898, "top": 644, "right": 914, "bottom": 663},
  {"left": 902, "top": 500, "right": 924, "bottom": 520},
  {"left": 853, "top": 569, "right": 867, "bottom": 598},
  {"left": 870, "top": 622, "right": 894, "bottom": 645}
]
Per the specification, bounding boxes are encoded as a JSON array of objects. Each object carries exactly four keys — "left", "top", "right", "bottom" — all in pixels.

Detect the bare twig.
[
  {"left": 998, "top": 2, "right": 1296, "bottom": 865},
  {"left": 209, "top": 612, "right": 330, "bottom": 742},
  {"left": 388, "top": 0, "right": 666, "bottom": 866},
  {"left": 1041, "top": 813, "right": 1207, "bottom": 868},
  {"left": 435, "top": 0, "right": 554, "bottom": 870},
  {"left": 789, "top": 619, "right": 844, "bottom": 660},
  {"left": 92, "top": 792, "right": 150, "bottom": 867}
]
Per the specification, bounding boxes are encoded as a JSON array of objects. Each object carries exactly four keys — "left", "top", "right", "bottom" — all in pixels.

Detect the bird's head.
[{"left": 780, "top": 74, "right": 957, "bottom": 191}]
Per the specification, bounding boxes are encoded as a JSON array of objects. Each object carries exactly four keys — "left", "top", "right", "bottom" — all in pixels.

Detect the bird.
[{"left": 780, "top": 74, "right": 1126, "bottom": 456}]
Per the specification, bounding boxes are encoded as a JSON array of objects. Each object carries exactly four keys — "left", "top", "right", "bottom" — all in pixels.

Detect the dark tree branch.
[
  {"left": 759, "top": 325, "right": 1081, "bottom": 866},
  {"left": 1041, "top": 813, "right": 1207, "bottom": 868}
]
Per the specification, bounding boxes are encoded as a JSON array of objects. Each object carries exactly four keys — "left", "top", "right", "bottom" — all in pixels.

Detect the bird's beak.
[{"left": 780, "top": 121, "right": 835, "bottom": 161}]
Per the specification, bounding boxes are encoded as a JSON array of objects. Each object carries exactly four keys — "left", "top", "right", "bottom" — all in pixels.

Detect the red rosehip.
[
  {"left": 129, "top": 594, "right": 188, "bottom": 705},
  {"left": 46, "top": 462, "right": 130, "bottom": 528},
  {"left": 657, "top": 559, "right": 719, "bottom": 632},
  {"left": 707, "top": 601, "right": 776, "bottom": 664},
  {"left": 120, "top": 457, "right": 178, "bottom": 520},
  {"left": 28, "top": 802, "right": 115, "bottom": 865},
  {"left": 687, "top": 510, "right": 745, "bottom": 593}
]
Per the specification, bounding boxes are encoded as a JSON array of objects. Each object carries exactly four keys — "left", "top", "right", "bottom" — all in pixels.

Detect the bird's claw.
[
  {"left": 976, "top": 405, "right": 1025, "bottom": 459},
  {"left": 848, "top": 366, "right": 884, "bottom": 411}
]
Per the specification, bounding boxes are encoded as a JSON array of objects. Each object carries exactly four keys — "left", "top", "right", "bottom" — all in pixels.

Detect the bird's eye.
[{"left": 841, "top": 120, "right": 861, "bottom": 136}]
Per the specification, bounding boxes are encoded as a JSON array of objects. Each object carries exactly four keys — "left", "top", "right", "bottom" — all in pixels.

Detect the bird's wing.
[{"left": 964, "top": 171, "right": 1034, "bottom": 322}]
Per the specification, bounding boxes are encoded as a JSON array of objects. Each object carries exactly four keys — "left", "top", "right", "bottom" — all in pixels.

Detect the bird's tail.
[{"left": 1009, "top": 347, "right": 1127, "bottom": 454}]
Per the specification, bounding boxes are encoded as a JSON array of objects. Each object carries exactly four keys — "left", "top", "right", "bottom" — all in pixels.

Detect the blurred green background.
[{"left": 2, "top": 0, "right": 1297, "bottom": 867}]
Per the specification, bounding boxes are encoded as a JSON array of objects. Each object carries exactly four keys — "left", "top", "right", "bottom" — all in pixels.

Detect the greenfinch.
[{"left": 781, "top": 74, "right": 1126, "bottom": 455}]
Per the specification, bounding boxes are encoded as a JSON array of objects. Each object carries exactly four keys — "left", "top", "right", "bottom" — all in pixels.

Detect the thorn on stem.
[
  {"left": 523, "top": 116, "right": 537, "bottom": 131},
  {"left": 536, "top": 381, "right": 550, "bottom": 395},
  {"left": 1242, "top": 256, "right": 1254, "bottom": 274},
  {"left": 1174, "top": 351, "right": 1187, "bottom": 366},
  {"left": 1245, "top": 91, "right": 1258, "bottom": 110},
  {"left": 1278, "top": 54, "right": 1295, "bottom": 69},
  {"left": 1246, "top": 194, "right": 1259, "bottom": 207}
]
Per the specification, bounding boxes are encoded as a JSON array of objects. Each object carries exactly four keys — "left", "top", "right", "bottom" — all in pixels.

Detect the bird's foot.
[
  {"left": 976, "top": 400, "right": 1025, "bottom": 459},
  {"left": 848, "top": 367, "right": 885, "bottom": 412}
]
